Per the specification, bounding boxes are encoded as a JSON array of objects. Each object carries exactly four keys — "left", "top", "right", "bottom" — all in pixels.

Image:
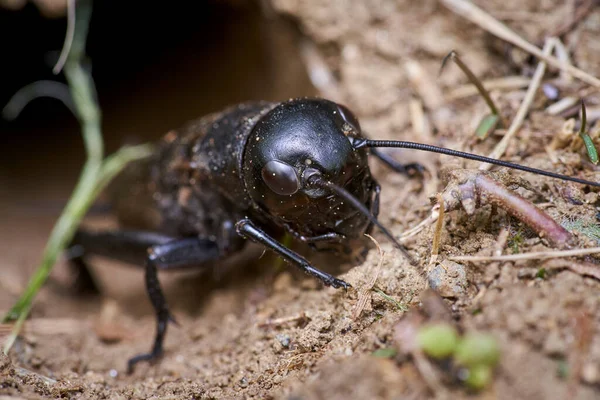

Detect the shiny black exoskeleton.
[
  {"left": 72, "top": 98, "right": 600, "bottom": 372},
  {"left": 73, "top": 99, "right": 395, "bottom": 372}
]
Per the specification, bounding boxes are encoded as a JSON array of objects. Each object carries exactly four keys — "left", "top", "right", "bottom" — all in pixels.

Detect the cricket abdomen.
[{"left": 111, "top": 102, "right": 276, "bottom": 252}]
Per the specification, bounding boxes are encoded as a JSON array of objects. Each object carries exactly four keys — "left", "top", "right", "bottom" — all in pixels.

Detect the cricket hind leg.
[
  {"left": 66, "top": 230, "right": 177, "bottom": 293},
  {"left": 69, "top": 230, "right": 225, "bottom": 373},
  {"left": 128, "top": 236, "right": 226, "bottom": 373}
]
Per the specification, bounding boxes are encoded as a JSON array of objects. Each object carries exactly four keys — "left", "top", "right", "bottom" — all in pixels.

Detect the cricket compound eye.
[{"left": 261, "top": 160, "right": 300, "bottom": 196}]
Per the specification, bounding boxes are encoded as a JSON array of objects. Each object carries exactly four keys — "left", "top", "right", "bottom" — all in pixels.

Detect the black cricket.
[{"left": 71, "top": 98, "right": 600, "bottom": 372}]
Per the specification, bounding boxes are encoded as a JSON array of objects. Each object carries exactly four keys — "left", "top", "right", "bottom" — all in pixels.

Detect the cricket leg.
[
  {"left": 70, "top": 230, "right": 225, "bottom": 372},
  {"left": 235, "top": 219, "right": 350, "bottom": 289}
]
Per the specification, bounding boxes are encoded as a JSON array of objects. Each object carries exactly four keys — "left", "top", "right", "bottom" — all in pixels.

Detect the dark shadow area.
[{"left": 0, "top": 0, "right": 314, "bottom": 195}]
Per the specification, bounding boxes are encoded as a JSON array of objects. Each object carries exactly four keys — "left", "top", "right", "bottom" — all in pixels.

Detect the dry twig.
[
  {"left": 405, "top": 59, "right": 444, "bottom": 111},
  {"left": 440, "top": 0, "right": 600, "bottom": 87},
  {"left": 413, "top": 349, "right": 448, "bottom": 399},
  {"left": 542, "top": 259, "right": 600, "bottom": 280},
  {"left": 429, "top": 194, "right": 445, "bottom": 266},
  {"left": 441, "top": 170, "right": 573, "bottom": 247},
  {"left": 482, "top": 38, "right": 555, "bottom": 165},
  {"left": 446, "top": 76, "right": 531, "bottom": 100},
  {"left": 547, "top": 0, "right": 595, "bottom": 40},
  {"left": 399, "top": 205, "right": 440, "bottom": 243},
  {"left": 258, "top": 313, "right": 308, "bottom": 329},
  {"left": 450, "top": 247, "right": 600, "bottom": 262},
  {"left": 546, "top": 97, "right": 579, "bottom": 116},
  {"left": 494, "top": 227, "right": 510, "bottom": 256},
  {"left": 409, "top": 97, "right": 433, "bottom": 141}
]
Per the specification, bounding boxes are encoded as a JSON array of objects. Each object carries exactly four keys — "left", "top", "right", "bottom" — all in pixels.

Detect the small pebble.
[
  {"left": 428, "top": 260, "right": 467, "bottom": 298},
  {"left": 276, "top": 334, "right": 291, "bottom": 348},
  {"left": 542, "top": 83, "right": 560, "bottom": 100},
  {"left": 582, "top": 363, "right": 599, "bottom": 384}
]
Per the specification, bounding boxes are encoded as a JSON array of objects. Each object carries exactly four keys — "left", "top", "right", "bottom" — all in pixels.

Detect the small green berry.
[
  {"left": 463, "top": 364, "right": 493, "bottom": 390},
  {"left": 416, "top": 323, "right": 459, "bottom": 359},
  {"left": 454, "top": 333, "right": 500, "bottom": 367}
]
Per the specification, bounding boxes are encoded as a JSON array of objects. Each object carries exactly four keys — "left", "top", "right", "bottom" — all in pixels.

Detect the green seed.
[
  {"left": 464, "top": 364, "right": 493, "bottom": 390},
  {"left": 454, "top": 333, "right": 500, "bottom": 367},
  {"left": 416, "top": 323, "right": 459, "bottom": 359}
]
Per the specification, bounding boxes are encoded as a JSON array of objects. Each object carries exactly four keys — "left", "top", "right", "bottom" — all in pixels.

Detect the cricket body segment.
[{"left": 73, "top": 97, "right": 599, "bottom": 373}]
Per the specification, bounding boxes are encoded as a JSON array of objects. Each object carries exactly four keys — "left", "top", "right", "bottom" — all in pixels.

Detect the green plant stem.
[
  {"left": 3, "top": 1, "right": 100, "bottom": 325},
  {"left": 2, "top": 144, "right": 153, "bottom": 326},
  {"left": 2, "top": 304, "right": 30, "bottom": 354},
  {"left": 94, "top": 144, "right": 155, "bottom": 199},
  {"left": 2, "top": 0, "right": 152, "bottom": 355},
  {"left": 441, "top": 51, "right": 502, "bottom": 121},
  {"left": 578, "top": 101, "right": 599, "bottom": 164},
  {"left": 372, "top": 287, "right": 408, "bottom": 312}
]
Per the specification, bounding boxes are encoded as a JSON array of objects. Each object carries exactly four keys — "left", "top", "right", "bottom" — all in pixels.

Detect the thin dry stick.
[
  {"left": 546, "top": 97, "right": 579, "bottom": 115},
  {"left": 547, "top": 0, "right": 595, "bottom": 40},
  {"left": 300, "top": 40, "right": 342, "bottom": 102},
  {"left": 412, "top": 350, "right": 448, "bottom": 399},
  {"left": 409, "top": 97, "right": 431, "bottom": 140},
  {"left": 440, "top": 0, "right": 600, "bottom": 88},
  {"left": 481, "top": 38, "right": 555, "bottom": 168},
  {"left": 352, "top": 234, "right": 385, "bottom": 320},
  {"left": 542, "top": 259, "right": 600, "bottom": 280},
  {"left": 494, "top": 227, "right": 510, "bottom": 256},
  {"left": 258, "top": 313, "right": 307, "bottom": 328},
  {"left": 443, "top": 51, "right": 502, "bottom": 121},
  {"left": 553, "top": 37, "right": 573, "bottom": 83},
  {"left": 429, "top": 194, "right": 445, "bottom": 265},
  {"left": 449, "top": 246, "right": 600, "bottom": 262},
  {"left": 405, "top": 59, "right": 445, "bottom": 110},
  {"left": 446, "top": 76, "right": 531, "bottom": 100},
  {"left": 399, "top": 205, "right": 440, "bottom": 243}
]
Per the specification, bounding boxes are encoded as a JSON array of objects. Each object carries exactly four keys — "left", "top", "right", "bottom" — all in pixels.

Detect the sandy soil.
[{"left": 2, "top": 0, "right": 600, "bottom": 399}]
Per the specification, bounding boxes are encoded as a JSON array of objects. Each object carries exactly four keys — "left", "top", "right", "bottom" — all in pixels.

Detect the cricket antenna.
[
  {"left": 307, "top": 173, "right": 417, "bottom": 266},
  {"left": 352, "top": 138, "right": 600, "bottom": 188}
]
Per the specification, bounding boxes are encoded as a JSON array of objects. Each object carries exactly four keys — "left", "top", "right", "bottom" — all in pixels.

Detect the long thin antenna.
[
  {"left": 353, "top": 139, "right": 600, "bottom": 188},
  {"left": 307, "top": 175, "right": 417, "bottom": 265}
]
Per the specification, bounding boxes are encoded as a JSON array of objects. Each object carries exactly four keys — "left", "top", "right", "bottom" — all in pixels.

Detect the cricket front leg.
[{"left": 235, "top": 218, "right": 350, "bottom": 289}]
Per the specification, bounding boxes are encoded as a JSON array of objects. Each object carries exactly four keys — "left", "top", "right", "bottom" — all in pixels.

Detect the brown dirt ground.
[{"left": 2, "top": 0, "right": 600, "bottom": 399}]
